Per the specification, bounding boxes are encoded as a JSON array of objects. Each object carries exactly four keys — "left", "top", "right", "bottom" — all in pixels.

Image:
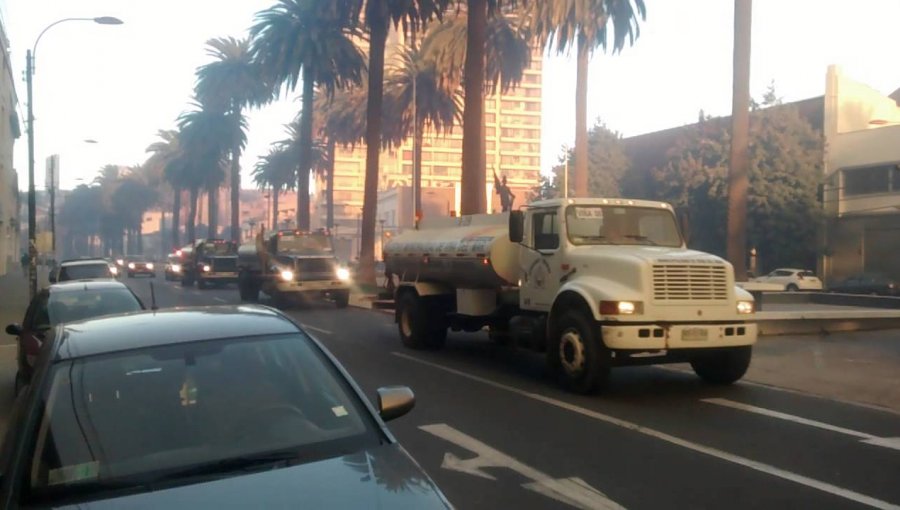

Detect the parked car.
[
  {"left": 751, "top": 268, "right": 823, "bottom": 291},
  {"left": 828, "top": 273, "right": 900, "bottom": 296},
  {"left": 0, "top": 306, "right": 450, "bottom": 509},
  {"left": 125, "top": 254, "right": 156, "bottom": 278},
  {"left": 4, "top": 280, "right": 145, "bottom": 393},
  {"left": 164, "top": 254, "right": 183, "bottom": 281},
  {"left": 50, "top": 258, "right": 117, "bottom": 283}
]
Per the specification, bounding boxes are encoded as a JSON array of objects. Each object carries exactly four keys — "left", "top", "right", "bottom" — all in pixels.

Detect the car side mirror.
[
  {"left": 377, "top": 386, "right": 415, "bottom": 422},
  {"left": 509, "top": 210, "right": 524, "bottom": 244},
  {"left": 5, "top": 324, "right": 22, "bottom": 336},
  {"left": 48, "top": 274, "right": 57, "bottom": 283}
]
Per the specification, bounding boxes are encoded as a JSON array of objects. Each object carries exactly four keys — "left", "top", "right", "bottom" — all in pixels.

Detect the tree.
[
  {"left": 252, "top": 144, "right": 297, "bottom": 229},
  {"left": 385, "top": 42, "right": 462, "bottom": 220},
  {"left": 426, "top": 5, "right": 533, "bottom": 215},
  {"left": 552, "top": 120, "right": 630, "bottom": 197},
  {"left": 526, "top": 0, "right": 645, "bottom": 198},
  {"left": 146, "top": 129, "right": 184, "bottom": 250},
  {"left": 650, "top": 96, "right": 823, "bottom": 271},
  {"left": 195, "top": 37, "right": 273, "bottom": 242},
  {"left": 250, "top": 0, "right": 366, "bottom": 232},
  {"left": 59, "top": 184, "right": 103, "bottom": 258},
  {"left": 529, "top": 174, "right": 557, "bottom": 201},
  {"left": 111, "top": 171, "right": 158, "bottom": 254}
]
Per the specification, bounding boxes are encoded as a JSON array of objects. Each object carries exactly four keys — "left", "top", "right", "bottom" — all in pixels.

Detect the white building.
[{"left": 0, "top": 14, "right": 20, "bottom": 276}]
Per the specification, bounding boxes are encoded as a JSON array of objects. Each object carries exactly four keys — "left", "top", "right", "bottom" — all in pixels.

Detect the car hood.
[{"left": 54, "top": 444, "right": 450, "bottom": 509}]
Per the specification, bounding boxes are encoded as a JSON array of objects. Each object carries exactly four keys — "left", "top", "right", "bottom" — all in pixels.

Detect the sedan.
[
  {"left": 751, "top": 268, "right": 823, "bottom": 291},
  {"left": 125, "top": 255, "right": 156, "bottom": 278},
  {"left": 5, "top": 280, "right": 145, "bottom": 393},
  {"left": 829, "top": 273, "right": 900, "bottom": 296},
  {"left": 0, "top": 306, "right": 450, "bottom": 509}
]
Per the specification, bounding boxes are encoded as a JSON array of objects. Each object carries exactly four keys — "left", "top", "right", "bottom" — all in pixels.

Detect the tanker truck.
[
  {"left": 237, "top": 228, "right": 352, "bottom": 308},
  {"left": 383, "top": 197, "right": 757, "bottom": 394}
]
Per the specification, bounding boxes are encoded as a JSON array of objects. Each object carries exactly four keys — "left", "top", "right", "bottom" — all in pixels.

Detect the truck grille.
[
  {"left": 211, "top": 257, "right": 237, "bottom": 272},
  {"left": 652, "top": 263, "right": 728, "bottom": 301},
  {"left": 294, "top": 258, "right": 335, "bottom": 281}
]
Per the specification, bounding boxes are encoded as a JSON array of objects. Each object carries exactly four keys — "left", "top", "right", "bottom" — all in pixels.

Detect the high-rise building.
[{"left": 311, "top": 25, "right": 543, "bottom": 258}]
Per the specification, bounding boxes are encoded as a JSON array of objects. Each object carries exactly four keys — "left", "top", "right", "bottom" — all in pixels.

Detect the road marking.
[
  {"left": 702, "top": 398, "right": 900, "bottom": 451},
  {"left": 420, "top": 423, "right": 624, "bottom": 510},
  {"left": 301, "top": 324, "right": 333, "bottom": 336},
  {"left": 213, "top": 297, "right": 227, "bottom": 303},
  {"left": 394, "top": 352, "right": 900, "bottom": 510}
]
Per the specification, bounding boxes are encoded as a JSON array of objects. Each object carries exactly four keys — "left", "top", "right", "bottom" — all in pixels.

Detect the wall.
[{"left": 0, "top": 15, "right": 19, "bottom": 275}]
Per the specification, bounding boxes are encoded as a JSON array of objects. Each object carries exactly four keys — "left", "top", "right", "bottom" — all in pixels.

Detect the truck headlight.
[
  {"left": 280, "top": 269, "right": 294, "bottom": 281},
  {"left": 336, "top": 267, "right": 351, "bottom": 281},
  {"left": 202, "top": 264, "right": 211, "bottom": 272},
  {"left": 736, "top": 300, "right": 754, "bottom": 314},
  {"left": 599, "top": 301, "right": 643, "bottom": 315},
  {"left": 172, "top": 264, "right": 181, "bottom": 273},
  {"left": 127, "top": 262, "right": 135, "bottom": 269},
  {"left": 116, "top": 258, "right": 124, "bottom": 266},
  {"left": 110, "top": 266, "right": 118, "bottom": 275},
  {"left": 146, "top": 263, "right": 154, "bottom": 270}
]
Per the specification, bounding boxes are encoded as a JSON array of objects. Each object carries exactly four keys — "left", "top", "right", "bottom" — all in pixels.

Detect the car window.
[
  {"left": 533, "top": 210, "right": 559, "bottom": 250},
  {"left": 24, "top": 333, "right": 378, "bottom": 503},
  {"left": 28, "top": 294, "right": 51, "bottom": 331},
  {"left": 58, "top": 264, "right": 112, "bottom": 282},
  {"left": 798, "top": 271, "right": 816, "bottom": 278},
  {"left": 772, "top": 270, "right": 792, "bottom": 277},
  {"left": 48, "top": 289, "right": 143, "bottom": 324}
]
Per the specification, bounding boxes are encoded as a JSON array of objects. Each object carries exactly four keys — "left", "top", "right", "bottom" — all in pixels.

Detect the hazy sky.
[{"left": 6, "top": 0, "right": 900, "bottom": 191}]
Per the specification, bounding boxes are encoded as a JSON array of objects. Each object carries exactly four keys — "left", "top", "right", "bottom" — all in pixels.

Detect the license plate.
[{"left": 682, "top": 328, "right": 708, "bottom": 342}]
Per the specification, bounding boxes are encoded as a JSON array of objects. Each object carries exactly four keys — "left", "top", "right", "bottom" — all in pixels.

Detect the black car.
[
  {"left": 5, "top": 280, "right": 145, "bottom": 393},
  {"left": 828, "top": 272, "right": 900, "bottom": 296},
  {"left": 0, "top": 306, "right": 450, "bottom": 509}
]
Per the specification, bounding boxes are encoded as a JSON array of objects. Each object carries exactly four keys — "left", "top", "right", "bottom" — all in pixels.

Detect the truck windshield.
[
  {"left": 206, "top": 242, "right": 237, "bottom": 256},
  {"left": 277, "top": 233, "right": 333, "bottom": 255},
  {"left": 565, "top": 205, "right": 682, "bottom": 247}
]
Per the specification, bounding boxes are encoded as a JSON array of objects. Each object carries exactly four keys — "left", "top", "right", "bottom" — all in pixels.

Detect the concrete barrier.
[{"left": 755, "top": 308, "right": 900, "bottom": 335}]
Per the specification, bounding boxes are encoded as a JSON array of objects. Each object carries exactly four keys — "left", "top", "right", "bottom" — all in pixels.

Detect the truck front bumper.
[
  {"left": 270, "top": 280, "right": 351, "bottom": 294},
  {"left": 200, "top": 272, "right": 238, "bottom": 282},
  {"left": 601, "top": 322, "right": 757, "bottom": 350}
]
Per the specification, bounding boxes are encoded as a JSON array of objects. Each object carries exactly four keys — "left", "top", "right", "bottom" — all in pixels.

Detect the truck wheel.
[
  {"left": 398, "top": 293, "right": 445, "bottom": 349},
  {"left": 334, "top": 290, "right": 350, "bottom": 308},
  {"left": 690, "top": 346, "right": 752, "bottom": 385},
  {"left": 548, "top": 311, "right": 610, "bottom": 394}
]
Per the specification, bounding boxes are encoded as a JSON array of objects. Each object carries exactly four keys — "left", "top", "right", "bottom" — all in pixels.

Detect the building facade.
[
  {"left": 820, "top": 66, "right": 900, "bottom": 284},
  {"left": 0, "top": 14, "right": 20, "bottom": 276}
]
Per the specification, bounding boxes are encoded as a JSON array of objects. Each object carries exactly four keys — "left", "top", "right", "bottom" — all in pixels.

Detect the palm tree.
[
  {"left": 385, "top": 42, "right": 462, "bottom": 220},
  {"left": 250, "top": 0, "right": 366, "bottom": 232},
  {"left": 195, "top": 37, "right": 273, "bottom": 242},
  {"left": 425, "top": 6, "right": 533, "bottom": 214},
  {"left": 146, "top": 129, "right": 184, "bottom": 250},
  {"left": 111, "top": 169, "right": 158, "bottom": 254},
  {"left": 93, "top": 165, "right": 125, "bottom": 254},
  {"left": 177, "top": 103, "right": 233, "bottom": 240},
  {"left": 252, "top": 145, "right": 298, "bottom": 229},
  {"left": 526, "top": 0, "right": 645, "bottom": 197}
]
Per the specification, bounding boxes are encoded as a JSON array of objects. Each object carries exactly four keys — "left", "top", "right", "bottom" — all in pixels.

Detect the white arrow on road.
[
  {"left": 420, "top": 423, "right": 625, "bottom": 510},
  {"left": 702, "top": 398, "right": 900, "bottom": 452}
]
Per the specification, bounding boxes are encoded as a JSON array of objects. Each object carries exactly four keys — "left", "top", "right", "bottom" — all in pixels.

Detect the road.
[{"left": 6, "top": 275, "right": 900, "bottom": 509}]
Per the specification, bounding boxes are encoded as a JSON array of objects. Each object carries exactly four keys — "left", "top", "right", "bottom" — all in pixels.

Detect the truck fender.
[{"left": 555, "top": 277, "right": 644, "bottom": 322}]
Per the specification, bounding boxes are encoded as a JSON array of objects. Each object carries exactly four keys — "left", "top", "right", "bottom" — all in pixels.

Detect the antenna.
[{"left": 149, "top": 281, "right": 159, "bottom": 311}]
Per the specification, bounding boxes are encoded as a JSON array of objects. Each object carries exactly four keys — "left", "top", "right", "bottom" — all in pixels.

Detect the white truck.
[{"left": 383, "top": 198, "right": 757, "bottom": 393}]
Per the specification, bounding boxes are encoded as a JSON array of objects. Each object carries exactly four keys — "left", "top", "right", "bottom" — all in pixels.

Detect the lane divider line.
[
  {"left": 301, "top": 324, "right": 334, "bottom": 335},
  {"left": 392, "top": 352, "right": 900, "bottom": 510}
]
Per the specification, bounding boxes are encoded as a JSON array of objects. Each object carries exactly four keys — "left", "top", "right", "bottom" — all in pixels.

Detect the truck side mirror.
[{"left": 509, "top": 211, "right": 524, "bottom": 243}]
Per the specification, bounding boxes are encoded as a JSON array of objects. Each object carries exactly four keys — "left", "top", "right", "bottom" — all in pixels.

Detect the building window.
[{"left": 843, "top": 165, "right": 895, "bottom": 196}]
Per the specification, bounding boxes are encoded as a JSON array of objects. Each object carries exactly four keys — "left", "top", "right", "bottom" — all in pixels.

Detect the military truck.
[
  {"left": 384, "top": 197, "right": 757, "bottom": 394},
  {"left": 237, "top": 229, "right": 352, "bottom": 308},
  {"left": 179, "top": 239, "right": 239, "bottom": 289}
]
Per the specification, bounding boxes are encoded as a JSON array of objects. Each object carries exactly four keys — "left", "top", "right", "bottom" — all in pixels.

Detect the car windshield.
[
  {"left": 58, "top": 264, "right": 112, "bottom": 281},
  {"left": 565, "top": 205, "right": 682, "bottom": 247},
  {"left": 25, "top": 333, "right": 378, "bottom": 502},
  {"left": 277, "top": 233, "right": 333, "bottom": 255},
  {"left": 44, "top": 289, "right": 143, "bottom": 325}
]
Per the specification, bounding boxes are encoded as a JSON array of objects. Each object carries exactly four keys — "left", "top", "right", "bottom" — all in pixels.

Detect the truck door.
[{"left": 520, "top": 208, "right": 562, "bottom": 311}]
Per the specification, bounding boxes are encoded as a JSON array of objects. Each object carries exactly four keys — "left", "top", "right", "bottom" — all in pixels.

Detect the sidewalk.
[{"left": 0, "top": 268, "right": 38, "bottom": 435}]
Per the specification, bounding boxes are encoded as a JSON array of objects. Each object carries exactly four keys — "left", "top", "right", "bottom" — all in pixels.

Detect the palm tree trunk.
[
  {"left": 461, "top": 0, "right": 487, "bottom": 215},
  {"left": 137, "top": 222, "right": 143, "bottom": 254},
  {"left": 172, "top": 187, "right": 181, "bottom": 250},
  {"left": 326, "top": 138, "right": 336, "bottom": 231},
  {"left": 414, "top": 115, "right": 425, "bottom": 221},
  {"left": 272, "top": 189, "right": 280, "bottom": 230},
  {"left": 727, "top": 0, "right": 752, "bottom": 280},
  {"left": 187, "top": 186, "right": 199, "bottom": 243},
  {"left": 230, "top": 109, "right": 242, "bottom": 241},
  {"left": 208, "top": 184, "right": 218, "bottom": 238},
  {"left": 359, "top": 9, "right": 389, "bottom": 286},
  {"left": 297, "top": 66, "right": 315, "bottom": 231},
  {"left": 574, "top": 36, "right": 590, "bottom": 198}
]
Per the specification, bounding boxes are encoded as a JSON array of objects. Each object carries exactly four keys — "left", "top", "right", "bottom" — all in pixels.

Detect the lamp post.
[{"left": 26, "top": 16, "right": 123, "bottom": 297}]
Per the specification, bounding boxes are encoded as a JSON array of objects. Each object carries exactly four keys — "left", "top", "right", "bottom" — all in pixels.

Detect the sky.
[{"left": 6, "top": 0, "right": 900, "bottom": 191}]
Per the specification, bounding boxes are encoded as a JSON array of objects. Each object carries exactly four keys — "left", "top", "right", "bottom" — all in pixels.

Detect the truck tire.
[
  {"left": 548, "top": 311, "right": 611, "bottom": 394},
  {"left": 690, "top": 346, "right": 752, "bottom": 385},
  {"left": 333, "top": 290, "right": 350, "bottom": 308},
  {"left": 397, "top": 293, "right": 445, "bottom": 350}
]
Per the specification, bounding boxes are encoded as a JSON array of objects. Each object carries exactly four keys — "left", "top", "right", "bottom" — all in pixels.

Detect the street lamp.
[{"left": 26, "top": 16, "right": 123, "bottom": 297}]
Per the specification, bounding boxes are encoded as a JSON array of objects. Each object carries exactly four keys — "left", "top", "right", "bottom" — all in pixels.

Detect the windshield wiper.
[
  {"left": 623, "top": 235, "right": 659, "bottom": 246},
  {"left": 150, "top": 450, "right": 304, "bottom": 482}
]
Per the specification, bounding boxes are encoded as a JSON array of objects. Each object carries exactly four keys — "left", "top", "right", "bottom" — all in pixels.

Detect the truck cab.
[
  {"left": 387, "top": 197, "right": 757, "bottom": 394},
  {"left": 180, "top": 239, "right": 239, "bottom": 289}
]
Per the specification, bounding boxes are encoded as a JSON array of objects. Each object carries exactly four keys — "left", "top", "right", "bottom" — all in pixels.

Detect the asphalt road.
[{"left": 5, "top": 274, "right": 900, "bottom": 509}]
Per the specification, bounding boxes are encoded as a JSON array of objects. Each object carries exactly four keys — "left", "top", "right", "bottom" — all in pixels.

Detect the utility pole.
[
  {"left": 727, "top": 0, "right": 752, "bottom": 281},
  {"left": 26, "top": 50, "right": 37, "bottom": 298}
]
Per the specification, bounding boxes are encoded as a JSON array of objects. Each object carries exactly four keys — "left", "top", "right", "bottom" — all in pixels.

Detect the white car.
[
  {"left": 752, "top": 268, "right": 823, "bottom": 291},
  {"left": 50, "top": 258, "right": 118, "bottom": 283}
]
